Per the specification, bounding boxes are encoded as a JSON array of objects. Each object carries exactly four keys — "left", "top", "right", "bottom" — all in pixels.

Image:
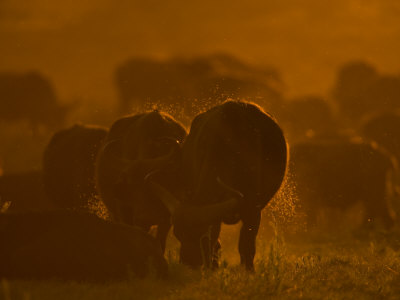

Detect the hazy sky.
[{"left": 1, "top": 0, "right": 399, "bottom": 107}]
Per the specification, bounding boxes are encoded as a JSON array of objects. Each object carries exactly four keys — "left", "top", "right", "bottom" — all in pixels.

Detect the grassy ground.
[
  {"left": 2, "top": 180, "right": 400, "bottom": 299},
  {"left": 1, "top": 129, "right": 399, "bottom": 299},
  {"left": 2, "top": 227, "right": 400, "bottom": 300}
]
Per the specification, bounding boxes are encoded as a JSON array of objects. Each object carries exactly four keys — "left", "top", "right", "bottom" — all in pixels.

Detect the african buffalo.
[
  {"left": 0, "top": 170, "right": 53, "bottom": 212},
  {"left": 279, "top": 96, "right": 337, "bottom": 144},
  {"left": 0, "top": 211, "right": 167, "bottom": 281},
  {"left": 43, "top": 124, "right": 108, "bottom": 209},
  {"left": 148, "top": 101, "right": 288, "bottom": 270},
  {"left": 332, "top": 61, "right": 400, "bottom": 126},
  {"left": 362, "top": 112, "right": 400, "bottom": 162},
  {"left": 96, "top": 111, "right": 187, "bottom": 253},
  {"left": 0, "top": 71, "right": 69, "bottom": 130},
  {"left": 290, "top": 138, "right": 398, "bottom": 229}
]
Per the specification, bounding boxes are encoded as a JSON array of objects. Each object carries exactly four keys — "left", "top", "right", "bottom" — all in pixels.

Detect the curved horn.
[
  {"left": 138, "top": 144, "right": 179, "bottom": 173},
  {"left": 216, "top": 176, "right": 244, "bottom": 199},
  {"left": 147, "top": 175, "right": 239, "bottom": 225},
  {"left": 102, "top": 138, "right": 180, "bottom": 173},
  {"left": 101, "top": 139, "right": 135, "bottom": 171},
  {"left": 175, "top": 176, "right": 242, "bottom": 224},
  {"left": 145, "top": 178, "right": 181, "bottom": 215},
  {"left": 158, "top": 136, "right": 182, "bottom": 145},
  {"left": 101, "top": 139, "right": 120, "bottom": 155}
]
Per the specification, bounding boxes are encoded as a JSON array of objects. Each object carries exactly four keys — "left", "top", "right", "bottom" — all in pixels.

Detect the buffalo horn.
[
  {"left": 102, "top": 138, "right": 180, "bottom": 173},
  {"left": 146, "top": 180, "right": 180, "bottom": 215},
  {"left": 101, "top": 139, "right": 132, "bottom": 171},
  {"left": 147, "top": 179, "right": 239, "bottom": 224},
  {"left": 216, "top": 176, "right": 244, "bottom": 199}
]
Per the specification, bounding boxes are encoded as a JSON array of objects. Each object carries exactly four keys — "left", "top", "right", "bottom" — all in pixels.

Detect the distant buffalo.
[
  {"left": 0, "top": 71, "right": 70, "bottom": 130},
  {"left": 332, "top": 61, "right": 400, "bottom": 125},
  {"left": 362, "top": 112, "right": 400, "bottom": 161},
  {"left": 43, "top": 124, "right": 108, "bottom": 209},
  {"left": 96, "top": 111, "right": 187, "bottom": 253},
  {"left": 148, "top": 101, "right": 288, "bottom": 270},
  {"left": 0, "top": 211, "right": 168, "bottom": 281},
  {"left": 0, "top": 170, "right": 53, "bottom": 213},
  {"left": 290, "top": 138, "right": 398, "bottom": 229},
  {"left": 280, "top": 96, "right": 336, "bottom": 143},
  {"left": 115, "top": 54, "right": 282, "bottom": 124}
]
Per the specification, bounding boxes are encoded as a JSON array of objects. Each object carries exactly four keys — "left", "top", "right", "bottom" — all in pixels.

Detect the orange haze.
[{"left": 1, "top": 0, "right": 400, "bottom": 107}]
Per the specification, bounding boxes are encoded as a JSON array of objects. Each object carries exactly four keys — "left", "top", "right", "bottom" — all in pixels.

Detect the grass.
[
  {"left": 2, "top": 178, "right": 400, "bottom": 299},
  {"left": 2, "top": 228, "right": 400, "bottom": 300}
]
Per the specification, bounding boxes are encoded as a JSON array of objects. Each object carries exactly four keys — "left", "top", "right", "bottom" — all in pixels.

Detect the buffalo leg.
[
  {"left": 364, "top": 200, "right": 394, "bottom": 230},
  {"left": 156, "top": 221, "right": 171, "bottom": 254},
  {"left": 239, "top": 210, "right": 261, "bottom": 271},
  {"left": 200, "top": 223, "right": 221, "bottom": 268},
  {"left": 210, "top": 223, "right": 221, "bottom": 269}
]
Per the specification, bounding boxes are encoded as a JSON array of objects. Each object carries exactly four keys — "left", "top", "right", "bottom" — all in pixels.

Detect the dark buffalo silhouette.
[
  {"left": 332, "top": 61, "right": 400, "bottom": 125},
  {"left": 0, "top": 170, "right": 53, "bottom": 213},
  {"left": 0, "top": 210, "right": 167, "bottom": 281},
  {"left": 43, "top": 124, "right": 108, "bottom": 209},
  {"left": 362, "top": 112, "right": 400, "bottom": 162},
  {"left": 280, "top": 96, "right": 336, "bottom": 143},
  {"left": 290, "top": 138, "right": 398, "bottom": 229},
  {"left": 0, "top": 71, "right": 70, "bottom": 130},
  {"left": 148, "top": 101, "right": 288, "bottom": 270},
  {"left": 115, "top": 53, "right": 282, "bottom": 124},
  {"left": 96, "top": 111, "right": 187, "bottom": 253},
  {"left": 332, "top": 61, "right": 378, "bottom": 122}
]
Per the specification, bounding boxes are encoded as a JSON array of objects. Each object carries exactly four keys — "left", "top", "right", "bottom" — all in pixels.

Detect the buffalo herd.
[
  {"left": 115, "top": 54, "right": 282, "bottom": 124},
  {"left": 291, "top": 138, "right": 398, "bottom": 230},
  {"left": 0, "top": 72, "right": 70, "bottom": 131},
  {"left": 1, "top": 97, "right": 400, "bottom": 281}
]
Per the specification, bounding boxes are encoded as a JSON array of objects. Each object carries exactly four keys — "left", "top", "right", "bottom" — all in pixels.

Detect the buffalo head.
[{"left": 146, "top": 175, "right": 243, "bottom": 268}]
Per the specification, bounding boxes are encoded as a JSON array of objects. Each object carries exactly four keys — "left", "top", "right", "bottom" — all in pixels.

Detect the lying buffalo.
[
  {"left": 290, "top": 138, "right": 398, "bottom": 229},
  {"left": 148, "top": 101, "right": 288, "bottom": 270},
  {"left": 0, "top": 170, "right": 53, "bottom": 212},
  {"left": 43, "top": 124, "right": 108, "bottom": 209},
  {"left": 96, "top": 111, "right": 187, "bottom": 252},
  {"left": 0, "top": 211, "right": 167, "bottom": 281}
]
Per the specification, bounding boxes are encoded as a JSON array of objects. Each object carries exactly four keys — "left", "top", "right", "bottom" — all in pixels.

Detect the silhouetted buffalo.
[
  {"left": 280, "top": 96, "right": 336, "bottom": 143},
  {"left": 43, "top": 124, "right": 108, "bottom": 209},
  {"left": 290, "top": 138, "right": 398, "bottom": 229},
  {"left": 148, "top": 101, "right": 288, "bottom": 270},
  {"left": 0, "top": 170, "right": 53, "bottom": 212},
  {"left": 362, "top": 112, "right": 400, "bottom": 161},
  {"left": 96, "top": 111, "right": 187, "bottom": 253},
  {"left": 0, "top": 211, "right": 167, "bottom": 281},
  {"left": 332, "top": 61, "right": 400, "bottom": 125},
  {"left": 0, "top": 71, "right": 70, "bottom": 130},
  {"left": 115, "top": 54, "right": 282, "bottom": 124}
]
